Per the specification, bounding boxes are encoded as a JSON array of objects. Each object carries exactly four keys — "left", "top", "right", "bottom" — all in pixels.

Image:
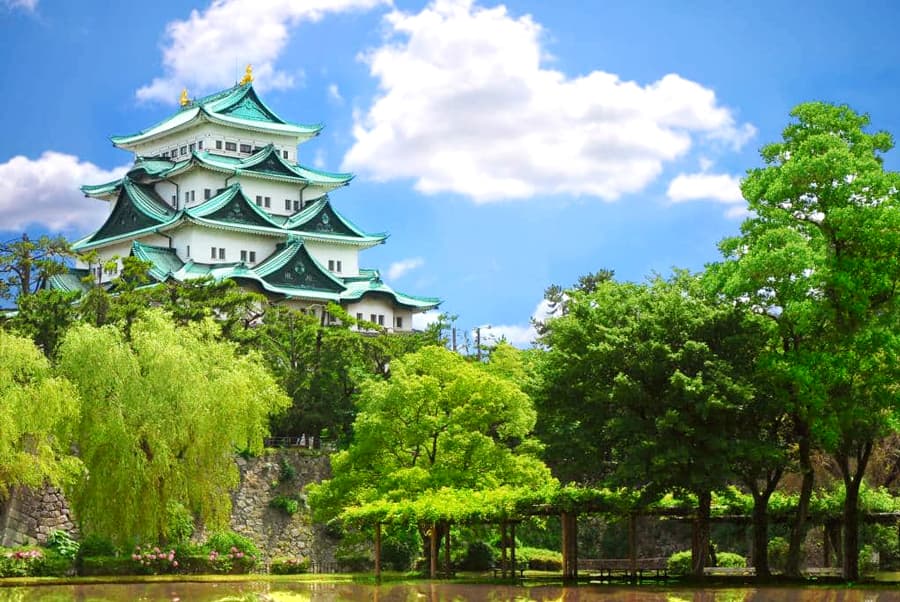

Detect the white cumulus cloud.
[
  {"left": 343, "top": 0, "right": 755, "bottom": 203},
  {"left": 387, "top": 257, "right": 424, "bottom": 280},
  {"left": 667, "top": 172, "right": 743, "bottom": 204},
  {"left": 0, "top": 152, "right": 129, "bottom": 232},
  {"left": 481, "top": 298, "right": 554, "bottom": 348},
  {"left": 328, "top": 83, "right": 344, "bottom": 104},
  {"left": 412, "top": 309, "right": 442, "bottom": 331},
  {"left": 136, "top": 0, "right": 390, "bottom": 104},
  {"left": 5, "top": 0, "right": 37, "bottom": 12}
]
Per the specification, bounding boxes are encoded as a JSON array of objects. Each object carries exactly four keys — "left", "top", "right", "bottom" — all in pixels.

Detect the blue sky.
[{"left": 2, "top": 0, "right": 899, "bottom": 344}]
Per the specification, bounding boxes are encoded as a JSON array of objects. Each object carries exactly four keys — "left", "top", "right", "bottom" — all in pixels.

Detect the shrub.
[
  {"left": 78, "top": 556, "right": 137, "bottom": 577},
  {"left": 335, "top": 551, "right": 372, "bottom": 572},
  {"left": 130, "top": 544, "right": 180, "bottom": 574},
  {"left": 270, "top": 494, "right": 302, "bottom": 515},
  {"left": 47, "top": 530, "right": 79, "bottom": 560},
  {"left": 206, "top": 531, "right": 259, "bottom": 557},
  {"left": 667, "top": 550, "right": 692, "bottom": 576},
  {"left": 271, "top": 556, "right": 310, "bottom": 574},
  {"left": 459, "top": 541, "right": 496, "bottom": 571},
  {"left": 767, "top": 536, "right": 789, "bottom": 571},
  {"left": 278, "top": 458, "right": 297, "bottom": 483},
  {"left": 517, "top": 547, "right": 562, "bottom": 571},
  {"left": 0, "top": 548, "right": 44, "bottom": 577},
  {"left": 166, "top": 502, "right": 195, "bottom": 544},
  {"left": 381, "top": 533, "right": 418, "bottom": 571},
  {"left": 32, "top": 549, "right": 73, "bottom": 577},
  {"left": 77, "top": 534, "right": 118, "bottom": 558},
  {"left": 860, "top": 545, "right": 880, "bottom": 575},
  {"left": 716, "top": 552, "right": 747, "bottom": 568}
]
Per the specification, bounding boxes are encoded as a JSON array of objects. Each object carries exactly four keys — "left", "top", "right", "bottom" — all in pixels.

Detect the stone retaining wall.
[{"left": 0, "top": 485, "right": 78, "bottom": 547}]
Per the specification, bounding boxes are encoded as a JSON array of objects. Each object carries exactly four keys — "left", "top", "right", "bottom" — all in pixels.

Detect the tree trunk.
[
  {"left": 786, "top": 416, "right": 814, "bottom": 577},
  {"left": 691, "top": 491, "right": 711, "bottom": 578},
  {"left": 838, "top": 440, "right": 873, "bottom": 581},
  {"left": 751, "top": 491, "right": 771, "bottom": 578}
]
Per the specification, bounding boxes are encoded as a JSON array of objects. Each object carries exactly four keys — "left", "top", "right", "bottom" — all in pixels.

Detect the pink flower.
[
  {"left": 172, "top": 560, "right": 179, "bottom": 568},
  {"left": 230, "top": 546, "right": 238, "bottom": 553},
  {"left": 132, "top": 554, "right": 140, "bottom": 561},
  {"left": 168, "top": 553, "right": 175, "bottom": 561}
]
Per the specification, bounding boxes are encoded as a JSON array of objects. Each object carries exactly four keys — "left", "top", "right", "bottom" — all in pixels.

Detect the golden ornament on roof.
[
  {"left": 240, "top": 64, "right": 253, "bottom": 85},
  {"left": 179, "top": 88, "right": 189, "bottom": 107}
]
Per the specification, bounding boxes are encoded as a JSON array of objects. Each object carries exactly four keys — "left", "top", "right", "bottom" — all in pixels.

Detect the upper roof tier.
[
  {"left": 83, "top": 144, "right": 353, "bottom": 199},
  {"left": 110, "top": 83, "right": 322, "bottom": 150}
]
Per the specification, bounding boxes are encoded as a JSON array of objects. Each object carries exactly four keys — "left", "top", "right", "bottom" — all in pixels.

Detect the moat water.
[{"left": 1, "top": 582, "right": 898, "bottom": 602}]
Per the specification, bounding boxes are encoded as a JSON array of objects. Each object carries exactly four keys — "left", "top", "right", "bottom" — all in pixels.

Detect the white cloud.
[
  {"left": 312, "top": 149, "right": 327, "bottom": 169},
  {"left": 667, "top": 172, "right": 743, "bottom": 203},
  {"left": 136, "top": 0, "right": 390, "bottom": 104},
  {"left": 387, "top": 257, "right": 424, "bottom": 280},
  {"left": 343, "top": 0, "right": 755, "bottom": 203},
  {"left": 481, "top": 298, "right": 554, "bottom": 348},
  {"left": 412, "top": 309, "right": 442, "bottom": 331},
  {"left": 0, "top": 152, "right": 129, "bottom": 232},
  {"left": 5, "top": 0, "right": 37, "bottom": 11},
  {"left": 328, "top": 83, "right": 344, "bottom": 104}
]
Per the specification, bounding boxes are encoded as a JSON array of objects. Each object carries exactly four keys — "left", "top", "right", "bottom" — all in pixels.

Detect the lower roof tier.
[{"left": 50, "top": 240, "right": 440, "bottom": 313}]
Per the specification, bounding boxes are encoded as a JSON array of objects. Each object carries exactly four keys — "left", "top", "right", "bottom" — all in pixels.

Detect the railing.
[{"left": 264, "top": 435, "right": 321, "bottom": 449}]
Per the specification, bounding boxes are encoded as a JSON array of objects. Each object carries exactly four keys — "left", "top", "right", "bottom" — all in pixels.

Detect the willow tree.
[
  {"left": 0, "top": 330, "right": 81, "bottom": 498},
  {"left": 308, "top": 345, "right": 552, "bottom": 563},
  {"left": 717, "top": 102, "right": 900, "bottom": 579},
  {"left": 56, "top": 310, "right": 290, "bottom": 543}
]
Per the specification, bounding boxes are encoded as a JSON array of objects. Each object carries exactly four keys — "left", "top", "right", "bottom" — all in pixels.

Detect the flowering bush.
[
  {"left": 206, "top": 546, "right": 256, "bottom": 573},
  {"left": 0, "top": 548, "right": 44, "bottom": 577},
  {"left": 131, "top": 544, "right": 179, "bottom": 574},
  {"left": 271, "top": 556, "right": 310, "bottom": 574}
]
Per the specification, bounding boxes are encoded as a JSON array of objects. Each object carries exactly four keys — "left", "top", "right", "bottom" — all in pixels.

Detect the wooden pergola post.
[
  {"left": 628, "top": 513, "right": 637, "bottom": 579},
  {"left": 561, "top": 512, "right": 578, "bottom": 583},
  {"left": 510, "top": 522, "right": 517, "bottom": 577},
  {"left": 430, "top": 522, "right": 438, "bottom": 579},
  {"left": 374, "top": 522, "right": 382, "bottom": 582},
  {"left": 444, "top": 522, "right": 451, "bottom": 577}
]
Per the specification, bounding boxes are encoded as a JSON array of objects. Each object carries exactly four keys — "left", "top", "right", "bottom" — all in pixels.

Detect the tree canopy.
[{"left": 56, "top": 310, "right": 290, "bottom": 543}]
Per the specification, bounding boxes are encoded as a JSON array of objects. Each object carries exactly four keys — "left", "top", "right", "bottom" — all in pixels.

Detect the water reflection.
[{"left": 0, "top": 582, "right": 896, "bottom": 602}]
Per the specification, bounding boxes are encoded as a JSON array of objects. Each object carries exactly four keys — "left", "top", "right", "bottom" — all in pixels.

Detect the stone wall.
[
  {"left": 228, "top": 450, "right": 336, "bottom": 566},
  {"left": 0, "top": 485, "right": 78, "bottom": 548}
]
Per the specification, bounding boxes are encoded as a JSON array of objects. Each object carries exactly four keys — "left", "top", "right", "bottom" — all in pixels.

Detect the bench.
[
  {"left": 578, "top": 558, "right": 669, "bottom": 583},
  {"left": 491, "top": 561, "right": 527, "bottom": 578}
]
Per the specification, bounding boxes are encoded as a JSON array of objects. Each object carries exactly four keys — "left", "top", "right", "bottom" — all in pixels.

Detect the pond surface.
[{"left": 0, "top": 582, "right": 897, "bottom": 602}]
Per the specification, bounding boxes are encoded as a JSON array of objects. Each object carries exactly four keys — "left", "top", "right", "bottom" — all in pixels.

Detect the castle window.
[
  {"left": 328, "top": 260, "right": 335, "bottom": 271},
  {"left": 336, "top": 261, "right": 342, "bottom": 273},
  {"left": 249, "top": 251, "right": 256, "bottom": 263},
  {"left": 370, "top": 314, "right": 377, "bottom": 323},
  {"left": 264, "top": 196, "right": 271, "bottom": 208},
  {"left": 189, "top": 143, "right": 195, "bottom": 153},
  {"left": 240, "top": 144, "right": 252, "bottom": 154},
  {"left": 198, "top": 140, "right": 203, "bottom": 150},
  {"left": 180, "top": 146, "right": 187, "bottom": 156},
  {"left": 282, "top": 150, "right": 289, "bottom": 159},
  {"left": 186, "top": 245, "right": 191, "bottom": 258},
  {"left": 216, "top": 140, "right": 223, "bottom": 150},
  {"left": 285, "top": 199, "right": 291, "bottom": 211},
  {"left": 356, "top": 312, "right": 363, "bottom": 322},
  {"left": 378, "top": 315, "right": 385, "bottom": 326},
  {"left": 240, "top": 250, "right": 247, "bottom": 262},
  {"left": 218, "top": 248, "right": 225, "bottom": 260},
  {"left": 293, "top": 200, "right": 300, "bottom": 211},
  {"left": 211, "top": 247, "right": 216, "bottom": 259},
  {"left": 225, "top": 142, "right": 237, "bottom": 152},
  {"left": 204, "top": 188, "right": 211, "bottom": 200},
  {"left": 395, "top": 316, "right": 403, "bottom": 329},
  {"left": 256, "top": 195, "right": 262, "bottom": 206}
]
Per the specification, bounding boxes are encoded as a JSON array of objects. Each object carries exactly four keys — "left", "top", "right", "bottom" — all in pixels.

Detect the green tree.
[
  {"left": 717, "top": 102, "right": 900, "bottom": 579},
  {"left": 539, "top": 272, "right": 764, "bottom": 576},
  {"left": 56, "top": 310, "right": 290, "bottom": 544},
  {"left": 0, "top": 234, "right": 71, "bottom": 301},
  {"left": 308, "top": 345, "right": 551, "bottom": 560},
  {"left": 0, "top": 330, "right": 82, "bottom": 498},
  {"left": 10, "top": 289, "right": 80, "bottom": 357}
]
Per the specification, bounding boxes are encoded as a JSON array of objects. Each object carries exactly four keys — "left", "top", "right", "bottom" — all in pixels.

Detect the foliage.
[
  {"left": 0, "top": 548, "right": 44, "bottom": 577},
  {"left": 860, "top": 545, "right": 880, "bottom": 575},
  {"left": 10, "top": 289, "right": 80, "bottom": 357},
  {"left": 270, "top": 494, "right": 303, "bottom": 515},
  {"left": 46, "top": 529, "right": 79, "bottom": 560},
  {"left": 166, "top": 502, "right": 195, "bottom": 545},
  {"left": 270, "top": 556, "right": 310, "bottom": 574},
  {"left": 0, "top": 233, "right": 71, "bottom": 300},
  {"left": 716, "top": 552, "right": 747, "bottom": 569},
  {"left": 666, "top": 550, "right": 694, "bottom": 576},
  {"left": 77, "top": 534, "right": 118, "bottom": 559},
  {"left": 130, "top": 544, "right": 179, "bottom": 574},
  {"left": 459, "top": 541, "right": 495, "bottom": 571},
  {"left": 767, "top": 537, "right": 789, "bottom": 571},
  {"left": 205, "top": 531, "right": 260, "bottom": 557},
  {"left": 278, "top": 457, "right": 297, "bottom": 483},
  {"left": 56, "top": 311, "right": 290, "bottom": 544},
  {"left": 517, "top": 546, "right": 563, "bottom": 571},
  {"left": 310, "top": 345, "right": 552, "bottom": 526},
  {"left": 0, "top": 330, "right": 82, "bottom": 498}
]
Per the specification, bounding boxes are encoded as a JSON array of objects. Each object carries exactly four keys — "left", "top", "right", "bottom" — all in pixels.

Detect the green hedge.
[
  {"left": 517, "top": 547, "right": 562, "bottom": 571},
  {"left": 270, "top": 557, "right": 310, "bottom": 574},
  {"left": 80, "top": 554, "right": 257, "bottom": 576}
]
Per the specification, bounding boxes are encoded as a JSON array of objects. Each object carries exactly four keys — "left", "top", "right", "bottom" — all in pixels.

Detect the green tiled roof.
[
  {"left": 131, "top": 241, "right": 185, "bottom": 281},
  {"left": 75, "top": 180, "right": 177, "bottom": 250},
  {"left": 284, "top": 197, "right": 386, "bottom": 243},
  {"left": 46, "top": 269, "right": 91, "bottom": 294},
  {"left": 341, "top": 276, "right": 441, "bottom": 310},
  {"left": 110, "top": 83, "right": 322, "bottom": 147}
]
